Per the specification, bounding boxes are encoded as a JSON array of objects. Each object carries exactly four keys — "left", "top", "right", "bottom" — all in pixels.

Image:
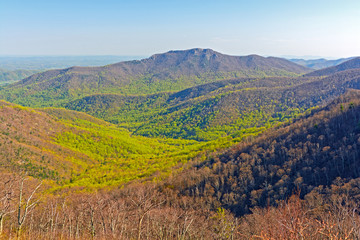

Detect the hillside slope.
[
  {"left": 170, "top": 89, "right": 360, "bottom": 216},
  {"left": 0, "top": 101, "right": 215, "bottom": 188},
  {"left": 0, "top": 101, "right": 88, "bottom": 180}
]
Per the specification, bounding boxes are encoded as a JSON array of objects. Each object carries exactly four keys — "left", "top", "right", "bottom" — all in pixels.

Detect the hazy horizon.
[
  {"left": 0, "top": 51, "right": 356, "bottom": 61},
  {"left": 1, "top": 0, "right": 359, "bottom": 58}
]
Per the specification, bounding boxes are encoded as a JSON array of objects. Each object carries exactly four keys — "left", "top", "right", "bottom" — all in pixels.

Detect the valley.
[
  {"left": 1, "top": 49, "right": 360, "bottom": 188},
  {"left": 0, "top": 49, "right": 360, "bottom": 238}
]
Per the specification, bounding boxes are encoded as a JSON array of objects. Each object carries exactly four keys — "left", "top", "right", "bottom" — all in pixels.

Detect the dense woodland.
[
  {"left": 0, "top": 50, "right": 359, "bottom": 238},
  {"left": 0, "top": 90, "right": 360, "bottom": 238},
  {"left": 62, "top": 68, "right": 360, "bottom": 141},
  {"left": 171, "top": 90, "right": 360, "bottom": 216}
]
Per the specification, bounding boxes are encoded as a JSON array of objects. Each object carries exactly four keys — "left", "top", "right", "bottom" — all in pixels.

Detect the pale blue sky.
[{"left": 1, "top": 0, "right": 359, "bottom": 58}]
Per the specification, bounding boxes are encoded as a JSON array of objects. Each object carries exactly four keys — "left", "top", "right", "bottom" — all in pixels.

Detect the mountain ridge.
[{"left": 0, "top": 48, "right": 311, "bottom": 107}]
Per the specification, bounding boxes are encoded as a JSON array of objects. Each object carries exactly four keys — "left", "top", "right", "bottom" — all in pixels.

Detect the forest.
[
  {"left": 0, "top": 50, "right": 359, "bottom": 238},
  {"left": 0, "top": 89, "right": 359, "bottom": 239}
]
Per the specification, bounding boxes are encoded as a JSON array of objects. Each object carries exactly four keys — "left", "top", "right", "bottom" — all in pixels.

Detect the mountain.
[
  {"left": 0, "top": 48, "right": 311, "bottom": 107},
  {"left": 2, "top": 49, "right": 359, "bottom": 143},
  {"left": 132, "top": 49, "right": 310, "bottom": 75},
  {"left": 289, "top": 57, "right": 354, "bottom": 69},
  {"left": 305, "top": 57, "right": 360, "bottom": 76}
]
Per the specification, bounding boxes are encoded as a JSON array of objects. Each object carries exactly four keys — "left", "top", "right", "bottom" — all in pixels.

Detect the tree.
[
  {"left": 0, "top": 176, "right": 15, "bottom": 235},
  {"left": 16, "top": 176, "right": 42, "bottom": 239},
  {"left": 127, "top": 185, "right": 164, "bottom": 240}
]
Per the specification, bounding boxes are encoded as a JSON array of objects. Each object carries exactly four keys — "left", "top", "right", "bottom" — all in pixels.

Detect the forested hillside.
[
  {"left": 65, "top": 68, "right": 360, "bottom": 141},
  {"left": 169, "top": 90, "right": 360, "bottom": 216},
  {"left": 0, "top": 101, "right": 224, "bottom": 189}
]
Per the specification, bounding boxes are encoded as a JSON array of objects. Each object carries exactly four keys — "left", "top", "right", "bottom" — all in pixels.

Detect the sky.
[{"left": 1, "top": 0, "right": 360, "bottom": 58}]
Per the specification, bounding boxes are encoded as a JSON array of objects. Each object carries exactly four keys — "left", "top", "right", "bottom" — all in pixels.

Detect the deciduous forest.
[{"left": 0, "top": 49, "right": 359, "bottom": 239}]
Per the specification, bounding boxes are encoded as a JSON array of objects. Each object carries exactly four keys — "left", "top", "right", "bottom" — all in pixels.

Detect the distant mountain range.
[
  {"left": 289, "top": 57, "right": 356, "bottom": 69},
  {"left": 0, "top": 48, "right": 311, "bottom": 107},
  {"left": 0, "top": 68, "right": 40, "bottom": 84},
  {"left": 305, "top": 57, "right": 360, "bottom": 76}
]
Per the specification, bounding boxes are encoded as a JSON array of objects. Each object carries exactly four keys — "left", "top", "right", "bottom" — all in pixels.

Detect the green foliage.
[
  {"left": 1, "top": 52, "right": 357, "bottom": 191},
  {"left": 1, "top": 101, "right": 233, "bottom": 189},
  {"left": 63, "top": 76, "right": 312, "bottom": 142},
  {"left": 47, "top": 111, "right": 212, "bottom": 189},
  {"left": 40, "top": 106, "right": 275, "bottom": 190},
  {"left": 0, "top": 61, "right": 304, "bottom": 108}
]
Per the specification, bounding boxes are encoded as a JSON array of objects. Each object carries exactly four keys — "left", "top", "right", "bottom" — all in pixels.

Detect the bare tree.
[
  {"left": 0, "top": 177, "right": 15, "bottom": 235},
  {"left": 128, "top": 185, "right": 164, "bottom": 240},
  {"left": 16, "top": 176, "right": 42, "bottom": 239}
]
